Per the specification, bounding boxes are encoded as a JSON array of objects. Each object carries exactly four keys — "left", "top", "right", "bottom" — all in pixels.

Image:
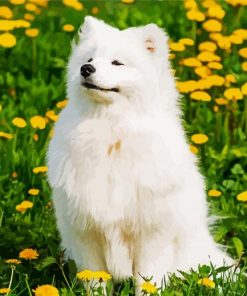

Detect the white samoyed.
[{"left": 47, "top": 16, "right": 233, "bottom": 294}]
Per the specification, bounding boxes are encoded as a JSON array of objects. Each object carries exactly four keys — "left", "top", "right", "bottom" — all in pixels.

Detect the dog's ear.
[
  {"left": 78, "top": 16, "right": 117, "bottom": 39},
  {"left": 140, "top": 24, "right": 169, "bottom": 58}
]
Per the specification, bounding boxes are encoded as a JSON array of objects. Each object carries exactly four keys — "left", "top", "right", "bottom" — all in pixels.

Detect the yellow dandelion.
[
  {"left": 0, "top": 20, "right": 30, "bottom": 31},
  {"left": 184, "top": 0, "right": 198, "bottom": 10},
  {"left": 0, "top": 6, "right": 13, "bottom": 19},
  {"left": 76, "top": 270, "right": 95, "bottom": 281},
  {"left": 239, "top": 48, "right": 247, "bottom": 58},
  {"left": 213, "top": 105, "right": 219, "bottom": 112},
  {"left": 63, "top": 24, "right": 74, "bottom": 32},
  {"left": 0, "top": 288, "right": 11, "bottom": 294},
  {"left": 63, "top": 0, "right": 83, "bottom": 11},
  {"left": 0, "top": 131, "right": 13, "bottom": 139},
  {"left": 237, "top": 191, "right": 247, "bottom": 202},
  {"left": 30, "top": 115, "right": 46, "bottom": 129},
  {"left": 190, "top": 91, "right": 211, "bottom": 101},
  {"left": 207, "top": 62, "right": 223, "bottom": 69},
  {"left": 183, "top": 57, "right": 202, "bottom": 67},
  {"left": 215, "top": 98, "right": 228, "bottom": 105},
  {"left": 25, "top": 28, "right": 39, "bottom": 38},
  {"left": 179, "top": 38, "right": 194, "bottom": 46},
  {"left": 25, "top": 3, "right": 37, "bottom": 11},
  {"left": 198, "top": 41, "right": 217, "bottom": 52},
  {"left": 45, "top": 110, "right": 59, "bottom": 122},
  {"left": 242, "top": 61, "right": 247, "bottom": 72},
  {"left": 217, "top": 36, "right": 231, "bottom": 50},
  {"left": 241, "top": 82, "right": 247, "bottom": 95},
  {"left": 206, "top": 75, "right": 225, "bottom": 86},
  {"left": 140, "top": 281, "right": 157, "bottom": 294},
  {"left": 229, "top": 34, "right": 243, "bottom": 45},
  {"left": 191, "top": 134, "right": 209, "bottom": 144},
  {"left": 176, "top": 80, "right": 198, "bottom": 93},
  {"left": 190, "top": 144, "right": 198, "bottom": 154},
  {"left": 5, "top": 259, "right": 21, "bottom": 265},
  {"left": 202, "top": 0, "right": 218, "bottom": 8},
  {"left": 33, "top": 134, "right": 39, "bottom": 141},
  {"left": 33, "top": 166, "right": 48, "bottom": 174},
  {"left": 19, "top": 248, "right": 39, "bottom": 260},
  {"left": 93, "top": 271, "right": 112, "bottom": 281},
  {"left": 121, "top": 0, "right": 135, "bottom": 3},
  {"left": 28, "top": 0, "right": 48, "bottom": 8},
  {"left": 224, "top": 88, "right": 243, "bottom": 100},
  {"left": 207, "top": 5, "right": 225, "bottom": 19},
  {"left": 233, "top": 29, "right": 247, "bottom": 40},
  {"left": 56, "top": 99, "right": 68, "bottom": 108},
  {"left": 203, "top": 19, "right": 222, "bottom": 32},
  {"left": 169, "top": 42, "right": 185, "bottom": 52},
  {"left": 9, "top": 0, "right": 25, "bottom": 4},
  {"left": 197, "top": 51, "right": 221, "bottom": 62},
  {"left": 198, "top": 278, "right": 215, "bottom": 288},
  {"left": 225, "top": 74, "right": 236, "bottom": 83},
  {"left": 208, "top": 189, "right": 222, "bottom": 197},
  {"left": 33, "top": 284, "right": 59, "bottom": 296},
  {"left": 12, "top": 117, "right": 26, "bottom": 128},
  {"left": 186, "top": 10, "right": 205, "bottom": 22},
  {"left": 28, "top": 188, "right": 39, "bottom": 196},
  {"left": 12, "top": 171, "right": 17, "bottom": 178},
  {"left": 0, "top": 32, "right": 16, "bottom": 48},
  {"left": 91, "top": 7, "right": 99, "bottom": 14},
  {"left": 16, "top": 201, "right": 33, "bottom": 213},
  {"left": 24, "top": 13, "right": 35, "bottom": 21},
  {"left": 209, "top": 32, "right": 223, "bottom": 41},
  {"left": 194, "top": 66, "right": 211, "bottom": 78}
]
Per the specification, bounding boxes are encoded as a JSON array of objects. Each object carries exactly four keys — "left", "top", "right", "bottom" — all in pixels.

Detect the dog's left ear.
[{"left": 139, "top": 24, "right": 169, "bottom": 58}]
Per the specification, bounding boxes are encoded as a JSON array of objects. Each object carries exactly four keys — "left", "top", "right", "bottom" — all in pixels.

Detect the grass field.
[{"left": 0, "top": 0, "right": 247, "bottom": 295}]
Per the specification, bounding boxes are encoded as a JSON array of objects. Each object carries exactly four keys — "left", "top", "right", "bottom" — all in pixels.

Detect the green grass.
[{"left": 0, "top": 0, "right": 247, "bottom": 295}]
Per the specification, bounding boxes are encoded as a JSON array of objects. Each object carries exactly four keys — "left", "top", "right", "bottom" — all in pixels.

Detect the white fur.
[{"left": 47, "top": 16, "right": 233, "bottom": 294}]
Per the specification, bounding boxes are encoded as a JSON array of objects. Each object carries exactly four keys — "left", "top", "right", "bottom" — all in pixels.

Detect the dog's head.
[{"left": 67, "top": 16, "right": 171, "bottom": 107}]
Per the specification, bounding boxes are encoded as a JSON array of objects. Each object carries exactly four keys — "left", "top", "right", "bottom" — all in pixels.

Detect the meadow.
[{"left": 0, "top": 0, "right": 247, "bottom": 295}]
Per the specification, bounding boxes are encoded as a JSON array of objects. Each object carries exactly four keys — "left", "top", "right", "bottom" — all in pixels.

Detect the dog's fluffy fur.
[{"left": 47, "top": 16, "right": 233, "bottom": 293}]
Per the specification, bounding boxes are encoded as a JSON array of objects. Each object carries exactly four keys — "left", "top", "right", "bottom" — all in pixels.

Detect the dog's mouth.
[{"left": 83, "top": 82, "right": 119, "bottom": 93}]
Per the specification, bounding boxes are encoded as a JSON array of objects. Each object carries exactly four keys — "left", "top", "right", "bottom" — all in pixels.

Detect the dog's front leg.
[{"left": 104, "top": 225, "right": 133, "bottom": 282}]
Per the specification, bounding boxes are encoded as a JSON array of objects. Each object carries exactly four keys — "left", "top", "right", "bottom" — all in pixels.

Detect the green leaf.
[
  {"left": 232, "top": 237, "right": 244, "bottom": 258},
  {"left": 35, "top": 256, "right": 57, "bottom": 271}
]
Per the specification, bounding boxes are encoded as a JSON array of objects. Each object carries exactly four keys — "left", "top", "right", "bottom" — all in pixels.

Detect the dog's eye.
[
  {"left": 87, "top": 58, "right": 93, "bottom": 62},
  {"left": 112, "top": 60, "right": 124, "bottom": 66}
]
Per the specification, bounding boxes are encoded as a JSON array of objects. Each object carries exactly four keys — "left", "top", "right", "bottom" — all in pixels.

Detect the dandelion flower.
[
  {"left": 169, "top": 42, "right": 185, "bottom": 52},
  {"left": 215, "top": 98, "right": 228, "bottom": 105},
  {"left": 198, "top": 41, "right": 217, "bottom": 52},
  {"left": 63, "top": 0, "right": 83, "bottom": 10},
  {"left": 5, "top": 259, "right": 21, "bottom": 265},
  {"left": 233, "top": 29, "right": 247, "bottom": 40},
  {"left": 225, "top": 74, "right": 236, "bottom": 83},
  {"left": 190, "top": 91, "right": 211, "bottom": 101},
  {"left": 183, "top": 57, "right": 202, "bottom": 67},
  {"left": 25, "top": 3, "right": 37, "bottom": 11},
  {"left": 33, "top": 285, "right": 59, "bottom": 296},
  {"left": 140, "top": 281, "right": 157, "bottom": 294},
  {"left": 213, "top": 105, "right": 219, "bottom": 112},
  {"left": 241, "top": 82, "right": 247, "bottom": 95},
  {"left": 24, "top": 13, "right": 35, "bottom": 21},
  {"left": 12, "top": 172, "right": 18, "bottom": 178},
  {"left": 198, "top": 51, "right": 221, "bottom": 62},
  {"left": 203, "top": 19, "right": 222, "bottom": 32},
  {"left": 179, "top": 38, "right": 194, "bottom": 46},
  {"left": 0, "top": 6, "right": 13, "bottom": 19},
  {"left": 217, "top": 36, "right": 231, "bottom": 50},
  {"left": 229, "top": 34, "right": 243, "bottom": 44},
  {"left": 16, "top": 200, "right": 33, "bottom": 213},
  {"left": 242, "top": 62, "right": 247, "bottom": 72},
  {"left": 208, "top": 189, "right": 222, "bottom": 197},
  {"left": 202, "top": 0, "right": 218, "bottom": 8},
  {"left": 237, "top": 191, "right": 247, "bottom": 202},
  {"left": 45, "top": 110, "right": 59, "bottom": 122},
  {"left": 184, "top": 0, "right": 198, "bottom": 10},
  {"left": 208, "top": 5, "right": 225, "bottom": 19},
  {"left": 28, "top": 188, "right": 39, "bottom": 196},
  {"left": 176, "top": 80, "right": 198, "bottom": 93},
  {"left": 207, "top": 75, "right": 225, "bottom": 86},
  {"left": 195, "top": 66, "right": 211, "bottom": 78},
  {"left": 33, "top": 166, "right": 48, "bottom": 174},
  {"left": 76, "top": 270, "right": 95, "bottom": 281},
  {"left": 56, "top": 99, "right": 68, "bottom": 108},
  {"left": 94, "top": 271, "right": 112, "bottom": 281},
  {"left": 12, "top": 117, "right": 26, "bottom": 128},
  {"left": 9, "top": 0, "right": 25, "bottom": 4},
  {"left": 187, "top": 10, "right": 205, "bottom": 22},
  {"left": 63, "top": 24, "right": 74, "bottom": 32},
  {"left": 207, "top": 62, "right": 222, "bottom": 69},
  {"left": 0, "top": 32, "right": 16, "bottom": 48},
  {"left": 19, "top": 248, "right": 39, "bottom": 260},
  {"left": 191, "top": 134, "right": 209, "bottom": 144},
  {"left": 224, "top": 88, "right": 243, "bottom": 100},
  {"left": 239, "top": 48, "right": 247, "bottom": 58},
  {"left": 91, "top": 7, "right": 99, "bottom": 14},
  {"left": 0, "top": 288, "right": 11, "bottom": 294},
  {"left": 198, "top": 278, "right": 215, "bottom": 288},
  {"left": 30, "top": 115, "right": 46, "bottom": 129},
  {"left": 25, "top": 28, "right": 39, "bottom": 37},
  {"left": 190, "top": 144, "right": 198, "bottom": 154},
  {"left": 122, "top": 0, "right": 135, "bottom": 3},
  {"left": 0, "top": 131, "right": 13, "bottom": 139}
]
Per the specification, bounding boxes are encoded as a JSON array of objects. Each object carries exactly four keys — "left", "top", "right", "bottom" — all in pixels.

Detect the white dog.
[{"left": 47, "top": 16, "right": 233, "bottom": 294}]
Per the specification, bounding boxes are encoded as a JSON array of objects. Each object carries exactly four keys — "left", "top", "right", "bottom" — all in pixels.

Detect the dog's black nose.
[{"left": 80, "top": 64, "right": 96, "bottom": 78}]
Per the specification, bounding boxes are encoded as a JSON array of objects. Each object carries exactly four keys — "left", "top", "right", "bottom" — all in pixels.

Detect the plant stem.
[
  {"left": 25, "top": 275, "right": 32, "bottom": 296},
  {"left": 7, "top": 267, "right": 14, "bottom": 296}
]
